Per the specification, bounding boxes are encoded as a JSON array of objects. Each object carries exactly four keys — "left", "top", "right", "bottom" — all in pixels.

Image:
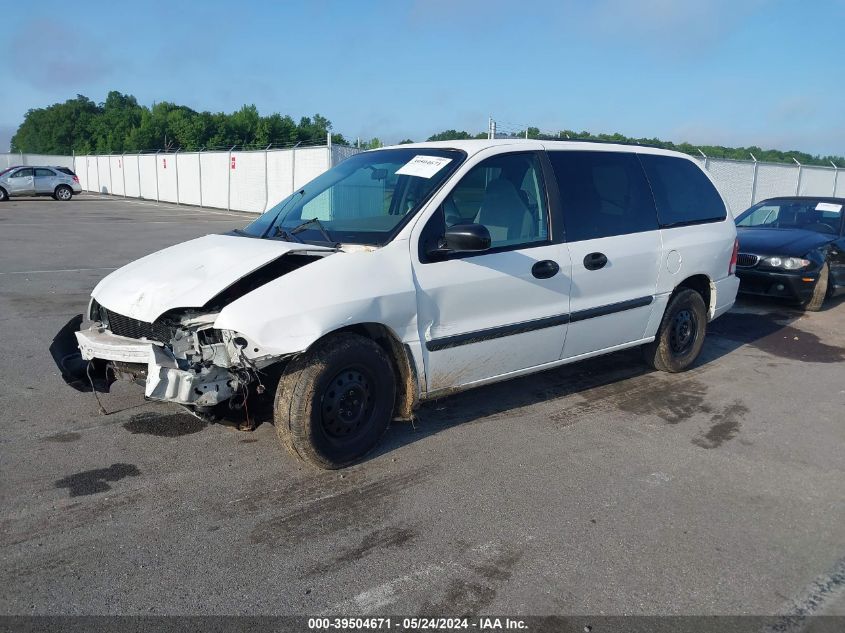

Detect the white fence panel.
[
  {"left": 177, "top": 153, "right": 201, "bottom": 206},
  {"left": 0, "top": 153, "right": 76, "bottom": 169},
  {"left": 124, "top": 155, "right": 141, "bottom": 198},
  {"left": 267, "top": 149, "right": 295, "bottom": 209},
  {"left": 756, "top": 163, "right": 798, "bottom": 201},
  {"left": 157, "top": 154, "right": 178, "bottom": 202},
  {"left": 799, "top": 166, "right": 835, "bottom": 197},
  {"left": 294, "top": 147, "right": 331, "bottom": 190},
  {"left": 73, "top": 156, "right": 88, "bottom": 190},
  {"left": 109, "top": 156, "right": 125, "bottom": 196},
  {"left": 229, "top": 151, "right": 267, "bottom": 213},
  {"left": 138, "top": 155, "right": 158, "bottom": 200},
  {"left": 97, "top": 156, "right": 112, "bottom": 193},
  {"left": 836, "top": 172, "right": 845, "bottom": 197},
  {"left": 85, "top": 157, "right": 98, "bottom": 192},
  {"left": 706, "top": 159, "right": 754, "bottom": 215},
  {"left": 200, "top": 152, "right": 229, "bottom": 209}
]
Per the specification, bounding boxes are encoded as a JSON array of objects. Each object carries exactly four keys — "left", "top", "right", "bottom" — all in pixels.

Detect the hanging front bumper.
[{"left": 75, "top": 326, "right": 236, "bottom": 406}]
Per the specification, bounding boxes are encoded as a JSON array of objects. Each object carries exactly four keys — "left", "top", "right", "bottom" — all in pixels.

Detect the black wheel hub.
[
  {"left": 669, "top": 309, "right": 697, "bottom": 355},
  {"left": 320, "top": 368, "right": 374, "bottom": 439}
]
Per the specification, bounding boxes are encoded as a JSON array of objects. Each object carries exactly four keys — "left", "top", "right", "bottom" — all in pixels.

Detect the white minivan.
[{"left": 75, "top": 140, "right": 740, "bottom": 468}]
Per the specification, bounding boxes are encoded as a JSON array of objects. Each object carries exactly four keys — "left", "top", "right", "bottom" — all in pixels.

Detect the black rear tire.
[
  {"left": 274, "top": 333, "right": 395, "bottom": 469},
  {"left": 643, "top": 288, "right": 708, "bottom": 373},
  {"left": 802, "top": 263, "right": 829, "bottom": 312}
]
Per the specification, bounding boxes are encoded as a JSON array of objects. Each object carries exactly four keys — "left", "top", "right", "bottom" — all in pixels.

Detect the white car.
[{"left": 75, "top": 140, "right": 739, "bottom": 468}]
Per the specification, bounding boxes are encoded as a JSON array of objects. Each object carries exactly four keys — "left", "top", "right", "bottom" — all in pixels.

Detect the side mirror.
[{"left": 428, "top": 223, "right": 491, "bottom": 258}]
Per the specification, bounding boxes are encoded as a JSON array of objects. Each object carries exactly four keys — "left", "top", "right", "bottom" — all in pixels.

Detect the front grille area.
[
  {"left": 736, "top": 253, "right": 759, "bottom": 268},
  {"left": 103, "top": 308, "right": 174, "bottom": 344}
]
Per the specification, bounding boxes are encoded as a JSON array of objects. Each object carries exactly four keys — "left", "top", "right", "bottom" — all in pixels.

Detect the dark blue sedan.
[{"left": 734, "top": 196, "right": 845, "bottom": 311}]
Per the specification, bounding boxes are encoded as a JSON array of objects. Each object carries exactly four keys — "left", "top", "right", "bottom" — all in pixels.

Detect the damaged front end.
[
  {"left": 75, "top": 301, "right": 280, "bottom": 408},
  {"left": 67, "top": 245, "right": 333, "bottom": 409}
]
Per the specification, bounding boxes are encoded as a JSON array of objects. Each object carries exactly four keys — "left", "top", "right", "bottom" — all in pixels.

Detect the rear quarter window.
[{"left": 639, "top": 154, "right": 726, "bottom": 227}]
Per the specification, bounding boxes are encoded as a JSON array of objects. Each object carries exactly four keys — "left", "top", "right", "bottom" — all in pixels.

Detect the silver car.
[{"left": 0, "top": 166, "right": 82, "bottom": 201}]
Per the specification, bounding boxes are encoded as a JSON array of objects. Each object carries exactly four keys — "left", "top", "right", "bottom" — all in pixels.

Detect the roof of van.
[{"left": 379, "top": 138, "right": 696, "bottom": 160}]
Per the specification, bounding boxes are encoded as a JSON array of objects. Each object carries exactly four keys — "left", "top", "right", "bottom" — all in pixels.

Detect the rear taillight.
[
  {"left": 729, "top": 238, "right": 739, "bottom": 275},
  {"left": 72, "top": 175, "right": 79, "bottom": 183}
]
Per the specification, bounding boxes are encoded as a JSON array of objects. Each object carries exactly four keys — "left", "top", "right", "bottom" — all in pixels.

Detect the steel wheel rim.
[
  {"left": 320, "top": 366, "right": 375, "bottom": 440},
  {"left": 58, "top": 188, "right": 71, "bottom": 200},
  {"left": 669, "top": 308, "right": 697, "bottom": 355}
]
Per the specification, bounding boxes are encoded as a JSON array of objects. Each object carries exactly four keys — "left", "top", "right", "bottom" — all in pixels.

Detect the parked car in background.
[
  {"left": 72, "top": 140, "right": 739, "bottom": 468},
  {"left": 0, "top": 165, "right": 81, "bottom": 201},
  {"left": 734, "top": 196, "right": 845, "bottom": 311}
]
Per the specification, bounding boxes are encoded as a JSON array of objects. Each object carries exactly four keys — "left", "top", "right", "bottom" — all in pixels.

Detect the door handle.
[
  {"left": 532, "top": 259, "right": 560, "bottom": 279},
  {"left": 583, "top": 252, "right": 608, "bottom": 271}
]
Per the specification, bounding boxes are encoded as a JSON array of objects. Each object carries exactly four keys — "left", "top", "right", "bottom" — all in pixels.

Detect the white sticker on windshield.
[
  {"left": 396, "top": 155, "right": 452, "bottom": 178},
  {"left": 816, "top": 202, "right": 842, "bottom": 213}
]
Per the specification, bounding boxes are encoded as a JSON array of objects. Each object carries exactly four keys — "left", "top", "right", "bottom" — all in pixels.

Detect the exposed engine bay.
[{"left": 73, "top": 250, "right": 329, "bottom": 411}]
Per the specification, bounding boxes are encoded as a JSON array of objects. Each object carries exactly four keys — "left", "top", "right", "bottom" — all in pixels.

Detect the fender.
[{"left": 214, "top": 238, "right": 420, "bottom": 357}]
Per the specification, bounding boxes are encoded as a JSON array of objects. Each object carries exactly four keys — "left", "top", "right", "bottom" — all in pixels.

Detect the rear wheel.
[
  {"left": 803, "top": 263, "right": 829, "bottom": 312},
  {"left": 54, "top": 185, "right": 73, "bottom": 201},
  {"left": 643, "top": 288, "right": 708, "bottom": 373},
  {"left": 274, "top": 333, "right": 395, "bottom": 469}
]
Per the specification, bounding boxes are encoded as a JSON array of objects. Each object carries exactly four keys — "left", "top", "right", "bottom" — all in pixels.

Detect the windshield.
[
  {"left": 735, "top": 199, "right": 843, "bottom": 236},
  {"left": 242, "top": 148, "right": 465, "bottom": 245}
]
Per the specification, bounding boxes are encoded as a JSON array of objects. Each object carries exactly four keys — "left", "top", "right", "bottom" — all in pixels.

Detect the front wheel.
[
  {"left": 54, "top": 185, "right": 73, "bottom": 201},
  {"left": 0, "top": 187, "right": 8, "bottom": 201},
  {"left": 643, "top": 288, "right": 708, "bottom": 373},
  {"left": 274, "top": 333, "right": 396, "bottom": 469},
  {"left": 802, "top": 263, "right": 829, "bottom": 312}
]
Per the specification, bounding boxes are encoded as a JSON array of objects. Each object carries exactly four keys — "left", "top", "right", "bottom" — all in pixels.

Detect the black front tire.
[
  {"left": 802, "top": 263, "right": 829, "bottom": 312},
  {"left": 643, "top": 288, "right": 708, "bottom": 373},
  {"left": 0, "top": 187, "right": 8, "bottom": 201},
  {"left": 274, "top": 333, "right": 396, "bottom": 469}
]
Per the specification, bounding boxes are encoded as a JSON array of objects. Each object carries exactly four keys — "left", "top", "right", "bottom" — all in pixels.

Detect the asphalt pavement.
[{"left": 1, "top": 195, "right": 843, "bottom": 620}]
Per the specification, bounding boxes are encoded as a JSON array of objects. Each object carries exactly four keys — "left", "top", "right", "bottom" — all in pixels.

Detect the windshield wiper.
[
  {"left": 272, "top": 225, "right": 303, "bottom": 243},
  {"left": 290, "top": 217, "right": 339, "bottom": 247}
]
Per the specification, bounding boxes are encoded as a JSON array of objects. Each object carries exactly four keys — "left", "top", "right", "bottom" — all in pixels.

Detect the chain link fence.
[{"left": 694, "top": 156, "right": 843, "bottom": 215}]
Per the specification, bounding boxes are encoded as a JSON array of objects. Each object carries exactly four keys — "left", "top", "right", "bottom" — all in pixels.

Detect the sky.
[{"left": 1, "top": 0, "right": 844, "bottom": 156}]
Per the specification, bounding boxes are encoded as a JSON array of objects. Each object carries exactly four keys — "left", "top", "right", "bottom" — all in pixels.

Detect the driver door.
[
  {"left": 411, "top": 151, "right": 572, "bottom": 393},
  {"left": 7, "top": 168, "right": 35, "bottom": 195}
]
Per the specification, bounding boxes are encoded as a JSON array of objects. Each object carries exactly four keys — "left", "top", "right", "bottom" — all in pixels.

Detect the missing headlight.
[{"left": 197, "top": 328, "right": 224, "bottom": 345}]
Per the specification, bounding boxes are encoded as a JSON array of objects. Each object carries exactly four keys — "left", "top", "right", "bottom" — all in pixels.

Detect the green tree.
[
  {"left": 426, "top": 129, "right": 476, "bottom": 141},
  {"left": 10, "top": 92, "right": 348, "bottom": 153}
]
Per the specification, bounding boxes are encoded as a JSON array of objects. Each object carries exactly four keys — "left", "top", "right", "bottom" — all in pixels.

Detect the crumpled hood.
[
  {"left": 736, "top": 227, "right": 834, "bottom": 257},
  {"left": 92, "top": 234, "right": 332, "bottom": 322}
]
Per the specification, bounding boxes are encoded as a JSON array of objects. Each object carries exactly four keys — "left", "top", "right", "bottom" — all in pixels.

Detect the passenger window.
[
  {"left": 548, "top": 151, "right": 658, "bottom": 242},
  {"left": 639, "top": 154, "right": 726, "bottom": 227},
  {"left": 736, "top": 205, "right": 779, "bottom": 227},
  {"left": 12, "top": 168, "right": 34, "bottom": 178},
  {"left": 443, "top": 153, "right": 549, "bottom": 248},
  {"left": 34, "top": 168, "right": 54, "bottom": 177}
]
